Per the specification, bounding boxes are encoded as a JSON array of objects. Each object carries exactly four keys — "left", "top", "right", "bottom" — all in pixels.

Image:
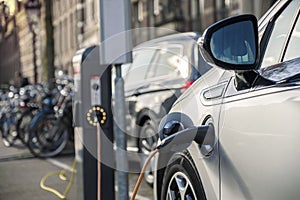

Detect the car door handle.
[{"left": 202, "top": 82, "right": 227, "bottom": 100}]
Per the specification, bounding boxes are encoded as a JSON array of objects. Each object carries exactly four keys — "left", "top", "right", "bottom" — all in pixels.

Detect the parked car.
[
  {"left": 122, "top": 32, "right": 212, "bottom": 184},
  {"left": 154, "top": 0, "right": 300, "bottom": 199}
]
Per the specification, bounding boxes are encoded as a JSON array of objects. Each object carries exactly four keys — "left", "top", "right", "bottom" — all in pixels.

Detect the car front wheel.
[{"left": 161, "top": 152, "right": 206, "bottom": 200}]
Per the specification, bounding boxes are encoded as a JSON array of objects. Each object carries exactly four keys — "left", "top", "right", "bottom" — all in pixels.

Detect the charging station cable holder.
[{"left": 86, "top": 105, "right": 107, "bottom": 126}]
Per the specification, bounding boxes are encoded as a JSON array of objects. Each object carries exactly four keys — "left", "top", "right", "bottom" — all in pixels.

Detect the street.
[{"left": 0, "top": 140, "right": 153, "bottom": 200}]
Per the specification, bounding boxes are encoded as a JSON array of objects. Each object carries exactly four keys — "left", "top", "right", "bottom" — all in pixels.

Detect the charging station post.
[
  {"left": 72, "top": 46, "right": 115, "bottom": 200},
  {"left": 72, "top": 0, "right": 132, "bottom": 199}
]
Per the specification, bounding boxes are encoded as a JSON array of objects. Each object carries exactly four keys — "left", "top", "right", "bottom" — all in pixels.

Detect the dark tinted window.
[{"left": 261, "top": 0, "right": 300, "bottom": 68}]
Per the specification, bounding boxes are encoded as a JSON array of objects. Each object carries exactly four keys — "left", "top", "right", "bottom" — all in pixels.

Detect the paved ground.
[
  {"left": 0, "top": 141, "right": 78, "bottom": 200},
  {"left": 0, "top": 140, "right": 153, "bottom": 200}
]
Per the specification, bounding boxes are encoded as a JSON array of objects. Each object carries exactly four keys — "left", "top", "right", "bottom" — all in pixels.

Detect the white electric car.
[{"left": 154, "top": 0, "right": 300, "bottom": 199}]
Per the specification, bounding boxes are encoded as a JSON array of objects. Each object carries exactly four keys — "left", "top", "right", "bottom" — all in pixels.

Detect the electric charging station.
[
  {"left": 72, "top": 0, "right": 132, "bottom": 199},
  {"left": 72, "top": 45, "right": 115, "bottom": 200}
]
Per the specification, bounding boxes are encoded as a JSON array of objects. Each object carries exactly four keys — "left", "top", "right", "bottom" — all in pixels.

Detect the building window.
[
  {"left": 225, "top": 0, "right": 239, "bottom": 14},
  {"left": 72, "top": 13, "right": 77, "bottom": 48},
  {"left": 70, "top": 14, "right": 73, "bottom": 49},
  {"left": 154, "top": 0, "right": 176, "bottom": 26},
  {"left": 59, "top": 21, "right": 62, "bottom": 56},
  {"left": 154, "top": 0, "right": 160, "bottom": 16},
  {"left": 138, "top": 1, "right": 144, "bottom": 22},
  {"left": 63, "top": 19, "right": 67, "bottom": 52}
]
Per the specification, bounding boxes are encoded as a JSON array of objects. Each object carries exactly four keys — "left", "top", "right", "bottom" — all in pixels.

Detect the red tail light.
[
  {"left": 182, "top": 81, "right": 194, "bottom": 89},
  {"left": 181, "top": 81, "right": 194, "bottom": 93}
]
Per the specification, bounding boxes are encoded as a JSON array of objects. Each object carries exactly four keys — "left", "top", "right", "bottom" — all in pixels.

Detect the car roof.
[{"left": 134, "top": 32, "right": 201, "bottom": 50}]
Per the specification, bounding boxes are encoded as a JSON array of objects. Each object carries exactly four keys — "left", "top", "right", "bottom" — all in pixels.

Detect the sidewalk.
[
  {"left": 0, "top": 140, "right": 153, "bottom": 200},
  {"left": 0, "top": 141, "right": 77, "bottom": 200}
]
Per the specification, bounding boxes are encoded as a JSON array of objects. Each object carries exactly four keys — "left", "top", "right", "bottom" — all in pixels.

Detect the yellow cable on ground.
[{"left": 40, "top": 158, "right": 77, "bottom": 199}]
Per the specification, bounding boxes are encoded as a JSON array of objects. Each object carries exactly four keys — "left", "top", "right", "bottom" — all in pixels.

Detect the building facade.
[
  {"left": 52, "top": 0, "right": 78, "bottom": 74},
  {"left": 0, "top": 0, "right": 277, "bottom": 84},
  {"left": 130, "top": 0, "right": 277, "bottom": 45},
  {"left": 51, "top": 0, "right": 277, "bottom": 75},
  {"left": 0, "top": 14, "right": 20, "bottom": 85},
  {"left": 52, "top": 0, "right": 100, "bottom": 74},
  {"left": 0, "top": 0, "right": 42, "bottom": 85}
]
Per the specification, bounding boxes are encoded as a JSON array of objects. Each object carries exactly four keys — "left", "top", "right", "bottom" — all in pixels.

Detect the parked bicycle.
[
  {"left": 0, "top": 74, "right": 74, "bottom": 158},
  {"left": 0, "top": 86, "right": 22, "bottom": 146},
  {"left": 16, "top": 84, "right": 41, "bottom": 144},
  {"left": 27, "top": 78, "right": 74, "bottom": 157}
]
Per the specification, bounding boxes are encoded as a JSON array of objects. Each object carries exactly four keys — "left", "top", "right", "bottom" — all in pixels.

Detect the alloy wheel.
[{"left": 166, "top": 171, "right": 197, "bottom": 200}]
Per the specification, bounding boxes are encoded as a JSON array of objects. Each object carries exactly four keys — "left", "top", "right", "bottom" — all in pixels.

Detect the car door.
[
  {"left": 137, "top": 45, "right": 186, "bottom": 116},
  {"left": 219, "top": 1, "right": 300, "bottom": 199},
  {"left": 123, "top": 48, "right": 156, "bottom": 139},
  {"left": 219, "top": 76, "right": 300, "bottom": 199}
]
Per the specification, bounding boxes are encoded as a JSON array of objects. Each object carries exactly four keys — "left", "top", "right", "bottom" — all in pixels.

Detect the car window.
[
  {"left": 258, "top": 0, "right": 288, "bottom": 40},
  {"left": 260, "top": 0, "right": 300, "bottom": 68},
  {"left": 283, "top": 13, "right": 300, "bottom": 62},
  {"left": 195, "top": 44, "right": 212, "bottom": 79},
  {"left": 148, "top": 47, "right": 189, "bottom": 79},
  {"left": 124, "top": 49, "right": 156, "bottom": 85}
]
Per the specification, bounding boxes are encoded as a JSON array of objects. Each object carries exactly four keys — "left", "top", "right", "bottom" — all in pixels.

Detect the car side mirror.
[{"left": 198, "top": 14, "right": 259, "bottom": 71}]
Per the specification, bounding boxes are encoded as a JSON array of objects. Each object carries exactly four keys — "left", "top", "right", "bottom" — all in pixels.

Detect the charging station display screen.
[{"left": 90, "top": 75, "right": 101, "bottom": 106}]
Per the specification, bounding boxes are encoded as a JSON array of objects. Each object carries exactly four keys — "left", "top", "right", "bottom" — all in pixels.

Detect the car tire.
[
  {"left": 161, "top": 151, "right": 206, "bottom": 200},
  {"left": 138, "top": 119, "right": 158, "bottom": 186}
]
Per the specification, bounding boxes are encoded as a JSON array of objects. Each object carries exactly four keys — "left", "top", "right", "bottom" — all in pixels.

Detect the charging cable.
[
  {"left": 130, "top": 125, "right": 209, "bottom": 200},
  {"left": 97, "top": 121, "right": 101, "bottom": 200},
  {"left": 40, "top": 159, "right": 76, "bottom": 199},
  {"left": 40, "top": 105, "right": 107, "bottom": 199},
  {"left": 93, "top": 105, "right": 107, "bottom": 200},
  {"left": 131, "top": 148, "right": 158, "bottom": 200}
]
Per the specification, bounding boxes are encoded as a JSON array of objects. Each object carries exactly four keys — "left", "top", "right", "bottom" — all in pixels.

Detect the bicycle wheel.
[
  {"left": 17, "top": 109, "right": 36, "bottom": 145},
  {"left": 28, "top": 113, "right": 68, "bottom": 158},
  {"left": 2, "top": 118, "right": 18, "bottom": 147}
]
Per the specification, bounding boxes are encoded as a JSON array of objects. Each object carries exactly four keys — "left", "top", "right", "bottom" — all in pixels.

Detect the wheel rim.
[{"left": 166, "top": 171, "right": 197, "bottom": 200}]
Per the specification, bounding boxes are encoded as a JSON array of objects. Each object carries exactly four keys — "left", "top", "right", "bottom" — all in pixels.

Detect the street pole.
[
  {"left": 114, "top": 64, "right": 129, "bottom": 200},
  {"left": 44, "top": 0, "right": 55, "bottom": 88},
  {"left": 32, "top": 30, "right": 38, "bottom": 84},
  {"left": 24, "top": 0, "right": 41, "bottom": 85},
  {"left": 99, "top": 0, "right": 132, "bottom": 198}
]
